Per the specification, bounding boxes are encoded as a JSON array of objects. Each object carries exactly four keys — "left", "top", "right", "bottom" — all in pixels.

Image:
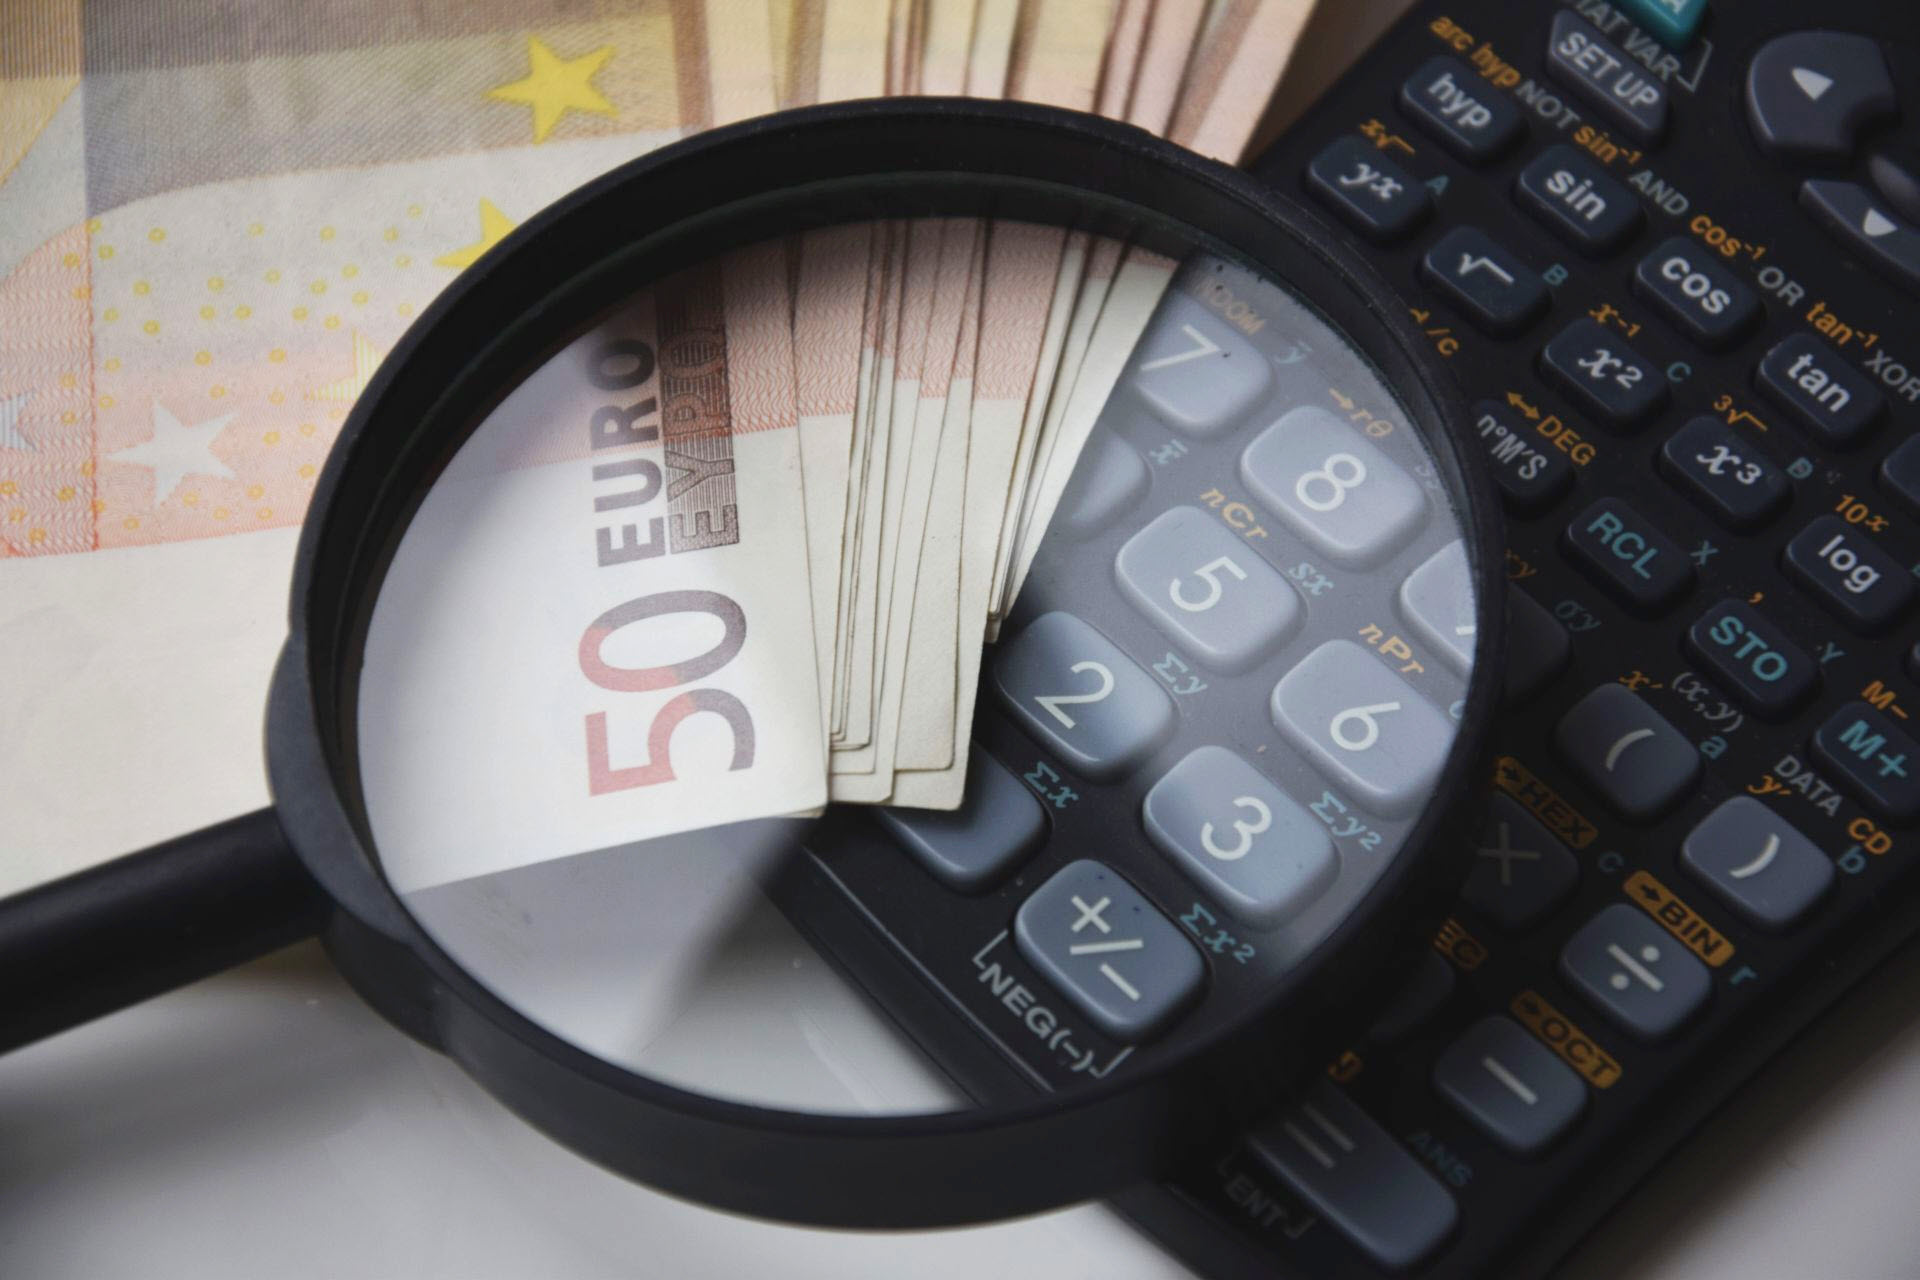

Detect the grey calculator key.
[
  {"left": 1561, "top": 903, "right": 1711, "bottom": 1040},
  {"left": 1397, "top": 539, "right": 1477, "bottom": 674},
  {"left": 1462, "top": 795, "right": 1580, "bottom": 931},
  {"left": 1056, "top": 428, "right": 1149, "bottom": 538},
  {"left": 1115, "top": 506, "right": 1302, "bottom": 673},
  {"left": 1271, "top": 640, "right": 1455, "bottom": 817},
  {"left": 1553, "top": 684, "right": 1701, "bottom": 820},
  {"left": 1434, "top": 1016, "right": 1586, "bottom": 1156},
  {"left": 875, "top": 749, "right": 1045, "bottom": 892},
  {"left": 1249, "top": 1080, "right": 1458, "bottom": 1271},
  {"left": 1240, "top": 406, "right": 1426, "bottom": 567},
  {"left": 1013, "top": 859, "right": 1203, "bottom": 1041},
  {"left": 1680, "top": 796, "right": 1833, "bottom": 930},
  {"left": 992, "top": 612, "right": 1174, "bottom": 781},
  {"left": 1143, "top": 746, "right": 1337, "bottom": 927},
  {"left": 1130, "top": 293, "right": 1272, "bottom": 439}
]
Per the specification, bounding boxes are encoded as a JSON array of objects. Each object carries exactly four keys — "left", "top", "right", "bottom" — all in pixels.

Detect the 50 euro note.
[{"left": 359, "top": 242, "right": 825, "bottom": 894}]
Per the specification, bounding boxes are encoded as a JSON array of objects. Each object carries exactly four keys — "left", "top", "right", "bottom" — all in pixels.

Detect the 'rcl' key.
[
  {"left": 1783, "top": 515, "right": 1916, "bottom": 632},
  {"left": 1563, "top": 497, "right": 1692, "bottom": 613}
]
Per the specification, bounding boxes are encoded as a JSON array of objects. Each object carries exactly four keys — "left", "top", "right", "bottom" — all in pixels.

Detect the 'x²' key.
[{"left": 1068, "top": 893, "right": 1148, "bottom": 1002}]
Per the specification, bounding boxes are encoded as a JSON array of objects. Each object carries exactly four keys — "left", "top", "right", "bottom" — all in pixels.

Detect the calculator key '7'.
[{"left": 1130, "top": 293, "right": 1272, "bottom": 439}]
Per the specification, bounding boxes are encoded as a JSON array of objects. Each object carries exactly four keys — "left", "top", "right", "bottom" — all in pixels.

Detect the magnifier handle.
[{"left": 0, "top": 808, "right": 326, "bottom": 1055}]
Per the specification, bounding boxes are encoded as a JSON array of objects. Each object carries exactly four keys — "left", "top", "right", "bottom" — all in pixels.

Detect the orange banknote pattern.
[{"left": 0, "top": 0, "right": 753, "bottom": 557}]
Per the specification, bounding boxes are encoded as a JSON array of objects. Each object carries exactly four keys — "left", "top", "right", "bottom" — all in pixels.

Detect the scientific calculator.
[{"left": 1111, "top": 0, "right": 1920, "bottom": 1275}]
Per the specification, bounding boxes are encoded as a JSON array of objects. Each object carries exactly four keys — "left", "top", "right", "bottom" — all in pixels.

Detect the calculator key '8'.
[{"left": 1240, "top": 406, "right": 1426, "bottom": 567}]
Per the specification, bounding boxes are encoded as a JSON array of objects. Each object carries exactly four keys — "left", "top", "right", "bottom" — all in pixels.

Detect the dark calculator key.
[
  {"left": 1632, "top": 237, "right": 1760, "bottom": 349},
  {"left": 1563, "top": 496, "right": 1693, "bottom": 614},
  {"left": 1541, "top": 318, "right": 1667, "bottom": 429},
  {"left": 1680, "top": 797, "right": 1834, "bottom": 931},
  {"left": 1505, "top": 586, "right": 1571, "bottom": 705},
  {"left": 1783, "top": 515, "right": 1916, "bottom": 633},
  {"left": 876, "top": 750, "right": 1046, "bottom": 891},
  {"left": 1398, "top": 56, "right": 1524, "bottom": 162},
  {"left": 1248, "top": 1081, "right": 1459, "bottom": 1271},
  {"left": 1546, "top": 11, "right": 1668, "bottom": 144},
  {"left": 1470, "top": 398, "right": 1575, "bottom": 514},
  {"left": 1462, "top": 794, "right": 1579, "bottom": 931},
  {"left": 1800, "top": 181, "right": 1920, "bottom": 296},
  {"left": 1659, "top": 416, "right": 1791, "bottom": 530},
  {"left": 1515, "top": 144, "right": 1643, "bottom": 255},
  {"left": 1560, "top": 903, "right": 1711, "bottom": 1040},
  {"left": 1433, "top": 1015, "right": 1587, "bottom": 1156},
  {"left": 1868, "top": 147, "right": 1920, "bottom": 227},
  {"left": 1421, "top": 226, "right": 1549, "bottom": 335},
  {"left": 1305, "top": 135, "right": 1431, "bottom": 243},
  {"left": 1554, "top": 684, "right": 1701, "bottom": 821},
  {"left": 1684, "top": 599, "right": 1818, "bottom": 719},
  {"left": 1879, "top": 434, "right": 1920, "bottom": 517},
  {"left": 1013, "top": 860, "right": 1204, "bottom": 1041},
  {"left": 1746, "top": 31, "right": 1896, "bottom": 163},
  {"left": 1811, "top": 703, "right": 1920, "bottom": 825},
  {"left": 1757, "top": 332, "right": 1884, "bottom": 448}
]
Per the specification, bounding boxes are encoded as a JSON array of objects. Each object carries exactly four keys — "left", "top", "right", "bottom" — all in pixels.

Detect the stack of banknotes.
[{"left": 0, "top": 1, "right": 1317, "bottom": 882}]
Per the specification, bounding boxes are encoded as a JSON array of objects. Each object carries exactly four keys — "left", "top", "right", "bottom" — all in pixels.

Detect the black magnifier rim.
[{"left": 266, "top": 97, "right": 1505, "bottom": 1228}]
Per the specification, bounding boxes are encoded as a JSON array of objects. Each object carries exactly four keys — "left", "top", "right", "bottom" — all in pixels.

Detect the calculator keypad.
[
  {"left": 1397, "top": 540, "right": 1478, "bottom": 674},
  {"left": 1143, "top": 747, "right": 1338, "bottom": 927},
  {"left": 1115, "top": 506, "right": 1302, "bottom": 673},
  {"left": 1129, "top": 293, "right": 1272, "bottom": 438},
  {"left": 1240, "top": 406, "right": 1427, "bottom": 566},
  {"left": 1013, "top": 860, "right": 1204, "bottom": 1042},
  {"left": 1128, "top": 6, "right": 1920, "bottom": 1279},
  {"left": 1272, "top": 640, "right": 1455, "bottom": 817},
  {"left": 896, "top": 244, "right": 1477, "bottom": 1064},
  {"left": 874, "top": 750, "right": 1046, "bottom": 892},
  {"left": 992, "top": 611, "right": 1175, "bottom": 781}
]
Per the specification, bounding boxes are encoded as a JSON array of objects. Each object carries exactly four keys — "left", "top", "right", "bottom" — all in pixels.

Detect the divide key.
[{"left": 1563, "top": 496, "right": 1693, "bottom": 613}]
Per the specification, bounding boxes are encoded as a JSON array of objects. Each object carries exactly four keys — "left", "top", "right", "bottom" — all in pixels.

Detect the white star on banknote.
[
  {"left": 109, "top": 401, "right": 236, "bottom": 502},
  {"left": 0, "top": 390, "right": 32, "bottom": 452}
]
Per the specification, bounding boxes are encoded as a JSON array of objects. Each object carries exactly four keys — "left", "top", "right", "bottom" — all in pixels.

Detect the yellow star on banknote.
[
  {"left": 487, "top": 36, "right": 617, "bottom": 143},
  {"left": 434, "top": 199, "right": 518, "bottom": 270}
]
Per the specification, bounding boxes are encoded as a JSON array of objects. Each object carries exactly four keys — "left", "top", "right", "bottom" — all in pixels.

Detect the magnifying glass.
[{"left": 0, "top": 99, "right": 1502, "bottom": 1229}]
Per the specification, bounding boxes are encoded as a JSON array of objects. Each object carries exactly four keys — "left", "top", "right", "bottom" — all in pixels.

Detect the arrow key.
[
  {"left": 1746, "top": 32, "right": 1895, "bottom": 163},
  {"left": 1801, "top": 180, "right": 1920, "bottom": 296}
]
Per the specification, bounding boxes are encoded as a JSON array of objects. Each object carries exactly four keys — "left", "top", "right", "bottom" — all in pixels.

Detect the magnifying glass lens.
[{"left": 352, "top": 210, "right": 1477, "bottom": 1125}]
